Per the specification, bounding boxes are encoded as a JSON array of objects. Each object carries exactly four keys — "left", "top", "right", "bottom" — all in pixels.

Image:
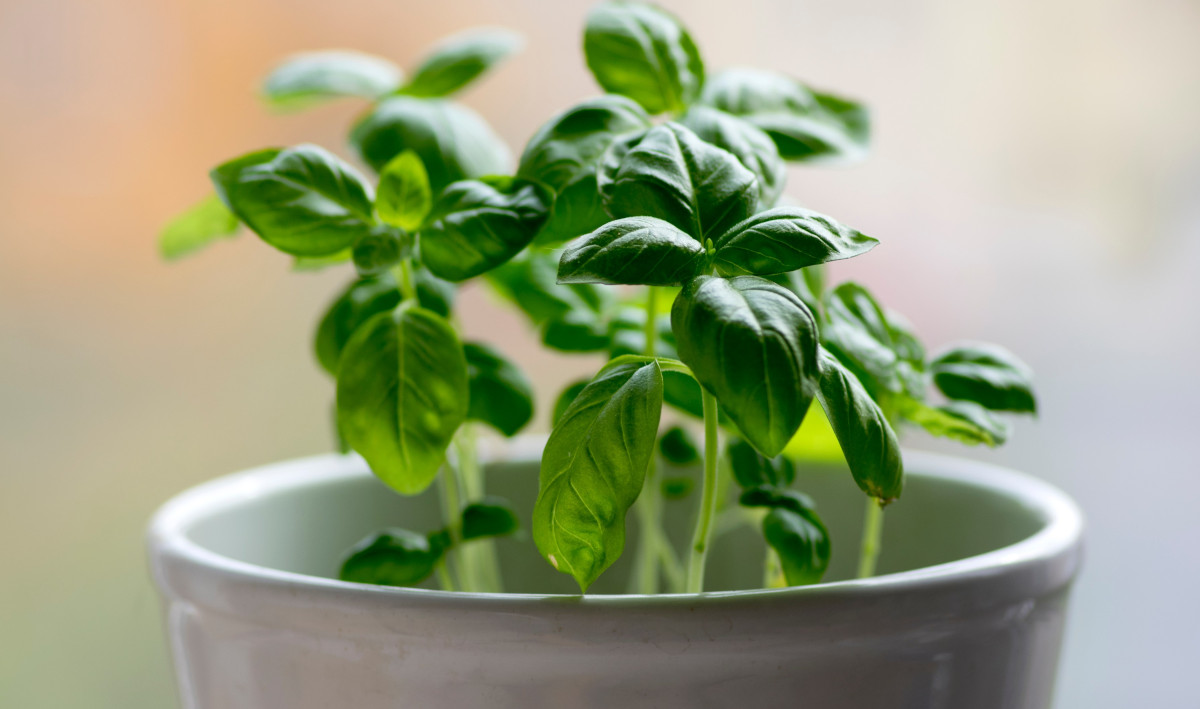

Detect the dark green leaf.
[
  {"left": 262, "top": 51, "right": 402, "bottom": 110},
  {"left": 376, "top": 150, "right": 432, "bottom": 232},
  {"left": 401, "top": 29, "right": 522, "bottom": 98},
  {"left": 533, "top": 356, "right": 664, "bottom": 591},
  {"left": 762, "top": 506, "right": 830, "bottom": 586},
  {"left": 931, "top": 343, "right": 1037, "bottom": 413},
  {"left": 351, "top": 225, "right": 407, "bottom": 277},
  {"left": 557, "top": 216, "right": 708, "bottom": 286},
  {"left": 727, "top": 438, "right": 796, "bottom": 489},
  {"left": 460, "top": 496, "right": 520, "bottom": 541},
  {"left": 658, "top": 425, "right": 700, "bottom": 465},
  {"left": 552, "top": 379, "right": 589, "bottom": 426},
  {"left": 713, "top": 207, "right": 877, "bottom": 277},
  {"left": 679, "top": 105, "right": 785, "bottom": 206},
  {"left": 338, "top": 528, "right": 448, "bottom": 587},
  {"left": 900, "top": 397, "right": 1010, "bottom": 447},
  {"left": 661, "top": 476, "right": 694, "bottom": 499},
  {"left": 413, "top": 265, "right": 456, "bottom": 317},
  {"left": 821, "top": 282, "right": 917, "bottom": 396},
  {"left": 542, "top": 311, "right": 611, "bottom": 353},
  {"left": 767, "top": 265, "right": 825, "bottom": 317},
  {"left": 464, "top": 341, "right": 534, "bottom": 437},
  {"left": 159, "top": 193, "right": 241, "bottom": 260},
  {"left": 606, "top": 306, "right": 676, "bottom": 358},
  {"left": 486, "top": 250, "right": 611, "bottom": 325}
]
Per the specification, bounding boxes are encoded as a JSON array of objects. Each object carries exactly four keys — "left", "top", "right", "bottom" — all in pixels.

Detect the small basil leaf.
[
  {"left": 401, "top": 29, "right": 522, "bottom": 98},
  {"left": 533, "top": 356, "right": 664, "bottom": 591},
  {"left": 460, "top": 496, "right": 521, "bottom": 541},
  {"left": 679, "top": 106, "right": 786, "bottom": 206},
  {"left": 420, "top": 177, "right": 552, "bottom": 282},
  {"left": 338, "top": 528, "right": 448, "bottom": 587},
  {"left": 713, "top": 207, "right": 878, "bottom": 277},
  {"left": 558, "top": 216, "right": 708, "bottom": 286},
  {"left": 762, "top": 506, "right": 830, "bottom": 586},
  {"left": 352, "top": 225, "right": 407, "bottom": 277},
  {"left": 583, "top": 1, "right": 704, "bottom": 114},
  {"left": 542, "top": 311, "right": 611, "bottom": 353},
  {"left": 658, "top": 425, "right": 700, "bottom": 465},
  {"left": 599, "top": 123, "right": 759, "bottom": 241},
  {"left": 672, "top": 275, "right": 819, "bottom": 458},
  {"left": 315, "top": 276, "right": 402, "bottom": 376},
  {"left": 211, "top": 144, "right": 375, "bottom": 257},
  {"left": 262, "top": 51, "right": 403, "bottom": 110},
  {"left": 486, "top": 250, "right": 611, "bottom": 325},
  {"left": 727, "top": 438, "right": 796, "bottom": 489},
  {"left": 552, "top": 379, "right": 589, "bottom": 426},
  {"left": 464, "top": 341, "right": 534, "bottom": 437},
  {"left": 931, "top": 343, "right": 1037, "bottom": 413},
  {"left": 814, "top": 349, "right": 903, "bottom": 502},
  {"left": 351, "top": 96, "right": 510, "bottom": 193},
  {"left": 376, "top": 150, "right": 433, "bottom": 232},
  {"left": 738, "top": 486, "right": 814, "bottom": 513},
  {"left": 293, "top": 250, "right": 353, "bottom": 271},
  {"left": 661, "top": 476, "right": 694, "bottom": 499},
  {"left": 336, "top": 303, "right": 468, "bottom": 495},
  {"left": 159, "top": 193, "right": 241, "bottom": 260},
  {"left": 413, "top": 265, "right": 456, "bottom": 317},
  {"left": 900, "top": 397, "right": 1010, "bottom": 447},
  {"left": 663, "top": 368, "right": 704, "bottom": 419},
  {"left": 821, "top": 282, "right": 904, "bottom": 396}
]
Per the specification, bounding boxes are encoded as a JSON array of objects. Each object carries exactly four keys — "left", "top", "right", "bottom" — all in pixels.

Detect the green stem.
[
  {"left": 630, "top": 455, "right": 663, "bottom": 594},
  {"left": 686, "top": 388, "right": 720, "bottom": 593},
  {"left": 435, "top": 560, "right": 456, "bottom": 592},
  {"left": 643, "top": 286, "right": 659, "bottom": 358},
  {"left": 393, "top": 259, "right": 417, "bottom": 301},
  {"left": 857, "top": 497, "right": 885, "bottom": 579},
  {"left": 453, "top": 425, "right": 504, "bottom": 593},
  {"left": 437, "top": 462, "right": 467, "bottom": 590}
]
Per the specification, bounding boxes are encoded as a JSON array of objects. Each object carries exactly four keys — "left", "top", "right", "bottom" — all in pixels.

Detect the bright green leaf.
[
  {"left": 900, "top": 397, "right": 1010, "bottom": 447},
  {"left": 351, "top": 225, "right": 407, "bottom": 276},
  {"left": 262, "top": 51, "right": 403, "bottom": 110},
  {"left": 314, "top": 276, "right": 402, "bottom": 376},
  {"left": 159, "top": 193, "right": 240, "bottom": 260},
  {"left": 401, "top": 29, "right": 522, "bottom": 98},
  {"left": 376, "top": 150, "right": 433, "bottom": 231},
  {"left": 464, "top": 341, "right": 534, "bottom": 437}
]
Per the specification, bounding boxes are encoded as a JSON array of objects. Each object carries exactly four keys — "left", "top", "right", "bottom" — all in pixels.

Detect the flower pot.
[{"left": 148, "top": 437, "right": 1083, "bottom": 709}]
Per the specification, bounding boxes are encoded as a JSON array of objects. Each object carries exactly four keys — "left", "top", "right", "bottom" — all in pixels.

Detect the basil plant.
[{"left": 161, "top": 3, "right": 1037, "bottom": 595}]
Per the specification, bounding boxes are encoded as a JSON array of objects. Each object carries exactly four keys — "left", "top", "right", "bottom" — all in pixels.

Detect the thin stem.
[
  {"left": 643, "top": 286, "right": 659, "bottom": 358},
  {"left": 453, "top": 424, "right": 504, "bottom": 593},
  {"left": 686, "top": 388, "right": 720, "bottom": 593},
  {"left": 630, "top": 455, "right": 663, "bottom": 594},
  {"left": 435, "top": 560, "right": 456, "bottom": 592},
  {"left": 436, "top": 462, "right": 467, "bottom": 590},
  {"left": 857, "top": 497, "right": 885, "bottom": 579},
  {"left": 393, "top": 259, "right": 417, "bottom": 301}
]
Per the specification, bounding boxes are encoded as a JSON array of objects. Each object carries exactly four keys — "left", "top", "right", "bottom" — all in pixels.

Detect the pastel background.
[{"left": 2, "top": 0, "right": 1198, "bottom": 706}]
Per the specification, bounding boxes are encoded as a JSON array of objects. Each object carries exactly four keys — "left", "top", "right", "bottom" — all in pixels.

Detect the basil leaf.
[
  {"left": 814, "top": 349, "right": 903, "bottom": 502},
  {"left": 533, "top": 356, "right": 664, "bottom": 591},
  {"left": 464, "top": 341, "right": 534, "bottom": 437},
  {"left": 351, "top": 96, "right": 510, "bottom": 193},
  {"left": 557, "top": 216, "right": 708, "bottom": 286},
  {"left": 401, "top": 29, "right": 522, "bottom": 98},
  {"left": 486, "top": 250, "right": 611, "bottom": 325},
  {"left": 542, "top": 311, "right": 611, "bottom": 353},
  {"left": 351, "top": 225, "right": 407, "bottom": 277},
  {"left": 767, "top": 265, "right": 825, "bottom": 317},
  {"left": 159, "top": 193, "right": 241, "bottom": 260},
  {"left": 376, "top": 150, "right": 433, "bottom": 232},
  {"left": 821, "top": 282, "right": 909, "bottom": 396},
  {"left": 931, "top": 343, "right": 1037, "bottom": 413},
  {"left": 661, "top": 477, "right": 694, "bottom": 499},
  {"left": 658, "top": 425, "right": 699, "bottom": 465},
  {"left": 762, "top": 506, "right": 830, "bottom": 586},
  {"left": 552, "top": 379, "right": 589, "bottom": 426},
  {"left": 583, "top": 1, "right": 704, "bottom": 114},
  {"left": 413, "top": 265, "right": 456, "bottom": 317},
  {"left": 900, "top": 397, "right": 1010, "bottom": 447},
  {"left": 211, "top": 144, "right": 375, "bottom": 257},
  {"left": 293, "top": 250, "right": 352, "bottom": 271},
  {"left": 315, "top": 277, "right": 401, "bottom": 376},
  {"left": 679, "top": 106, "right": 786, "bottom": 206},
  {"left": 727, "top": 438, "right": 796, "bottom": 489},
  {"left": 460, "top": 497, "right": 520, "bottom": 541},
  {"left": 598, "top": 123, "right": 758, "bottom": 241},
  {"left": 672, "top": 275, "right": 818, "bottom": 457},
  {"left": 339, "top": 528, "right": 449, "bottom": 587},
  {"left": 713, "top": 207, "right": 878, "bottom": 277},
  {"left": 262, "top": 51, "right": 402, "bottom": 110},
  {"left": 419, "top": 177, "right": 552, "bottom": 282},
  {"left": 336, "top": 303, "right": 468, "bottom": 495}
]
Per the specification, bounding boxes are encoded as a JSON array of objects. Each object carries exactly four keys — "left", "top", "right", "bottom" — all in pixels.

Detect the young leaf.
[
  {"left": 713, "top": 207, "right": 878, "bottom": 277},
  {"left": 727, "top": 438, "right": 796, "bottom": 489},
  {"left": 419, "top": 176, "right": 552, "bottom": 281},
  {"left": 533, "top": 356, "right": 664, "bottom": 591},
  {"left": 900, "top": 397, "right": 1010, "bottom": 447},
  {"left": 762, "top": 506, "right": 830, "bottom": 586},
  {"left": 351, "top": 225, "right": 407, "bottom": 277},
  {"left": 598, "top": 123, "right": 758, "bottom": 241},
  {"left": 658, "top": 425, "right": 700, "bottom": 465},
  {"left": 262, "top": 51, "right": 403, "bottom": 110},
  {"left": 461, "top": 497, "right": 521, "bottom": 541},
  {"left": 314, "top": 276, "right": 403, "bottom": 376},
  {"left": 486, "top": 250, "right": 611, "bottom": 325},
  {"left": 159, "top": 193, "right": 241, "bottom": 260},
  {"left": 679, "top": 106, "right": 786, "bottom": 207},
  {"left": 551, "top": 379, "right": 589, "bottom": 426},
  {"left": 376, "top": 150, "right": 433, "bottom": 232},
  {"left": 583, "top": 1, "right": 704, "bottom": 114},
  {"left": 339, "top": 528, "right": 449, "bottom": 587},
  {"left": 336, "top": 303, "right": 469, "bottom": 495},
  {"left": 557, "top": 216, "right": 708, "bottom": 286},
  {"left": 814, "top": 349, "right": 903, "bottom": 502},
  {"left": 401, "top": 29, "right": 522, "bottom": 98},
  {"left": 211, "top": 144, "right": 375, "bottom": 257},
  {"left": 821, "top": 282, "right": 914, "bottom": 396},
  {"left": 672, "top": 276, "right": 819, "bottom": 458},
  {"left": 930, "top": 343, "right": 1037, "bottom": 413},
  {"left": 464, "top": 341, "right": 534, "bottom": 437}
]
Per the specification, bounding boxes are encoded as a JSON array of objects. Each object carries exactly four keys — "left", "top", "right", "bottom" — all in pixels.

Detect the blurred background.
[{"left": 2, "top": 0, "right": 1198, "bottom": 706}]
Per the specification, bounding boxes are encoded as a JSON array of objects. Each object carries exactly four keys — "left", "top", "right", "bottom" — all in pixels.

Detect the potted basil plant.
[{"left": 149, "top": 4, "right": 1083, "bottom": 708}]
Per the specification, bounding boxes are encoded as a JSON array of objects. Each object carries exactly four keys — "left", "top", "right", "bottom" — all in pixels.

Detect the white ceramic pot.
[{"left": 148, "top": 439, "right": 1083, "bottom": 709}]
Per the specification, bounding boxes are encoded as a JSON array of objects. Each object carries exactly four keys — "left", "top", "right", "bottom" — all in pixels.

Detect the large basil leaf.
[
  {"left": 931, "top": 343, "right": 1037, "bottom": 413},
  {"left": 713, "top": 207, "right": 877, "bottom": 277},
  {"left": 159, "top": 193, "right": 240, "bottom": 260},
  {"left": 679, "top": 106, "right": 785, "bottom": 206},
  {"left": 814, "top": 349, "right": 903, "bottom": 502},
  {"left": 351, "top": 96, "right": 510, "bottom": 193},
  {"left": 211, "top": 144, "right": 375, "bottom": 257},
  {"left": 900, "top": 397, "right": 1010, "bottom": 447},
  {"left": 401, "top": 29, "right": 522, "bottom": 98},
  {"left": 376, "top": 150, "right": 433, "bottom": 232},
  {"left": 339, "top": 528, "right": 449, "bottom": 587},
  {"left": 464, "top": 342, "right": 534, "bottom": 437},
  {"left": 419, "top": 177, "right": 552, "bottom": 282},
  {"left": 314, "top": 276, "right": 403, "bottom": 376},
  {"left": 558, "top": 216, "right": 708, "bottom": 286},
  {"left": 486, "top": 250, "right": 611, "bottom": 325},
  {"left": 672, "top": 276, "right": 819, "bottom": 457},
  {"left": 728, "top": 438, "right": 796, "bottom": 489},
  {"left": 582, "top": 1, "right": 704, "bottom": 114},
  {"left": 262, "top": 51, "right": 403, "bottom": 110},
  {"left": 598, "top": 123, "right": 758, "bottom": 241},
  {"left": 533, "top": 356, "right": 663, "bottom": 591},
  {"left": 336, "top": 303, "right": 468, "bottom": 495}
]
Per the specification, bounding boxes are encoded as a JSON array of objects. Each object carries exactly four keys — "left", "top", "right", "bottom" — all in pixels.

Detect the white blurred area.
[{"left": 1, "top": 0, "right": 1198, "bottom": 706}]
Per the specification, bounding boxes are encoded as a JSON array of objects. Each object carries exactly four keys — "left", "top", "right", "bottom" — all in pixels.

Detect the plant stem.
[
  {"left": 436, "top": 462, "right": 467, "bottom": 591},
  {"left": 630, "top": 455, "right": 663, "bottom": 594},
  {"left": 643, "top": 286, "right": 659, "bottom": 358},
  {"left": 435, "top": 560, "right": 456, "bottom": 592},
  {"left": 453, "top": 424, "right": 504, "bottom": 593},
  {"left": 393, "top": 259, "right": 417, "bottom": 301},
  {"left": 857, "top": 497, "right": 885, "bottom": 579},
  {"left": 686, "top": 388, "right": 720, "bottom": 593}
]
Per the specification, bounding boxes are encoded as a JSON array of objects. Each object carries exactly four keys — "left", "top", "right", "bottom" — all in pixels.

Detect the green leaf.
[
  {"left": 460, "top": 497, "right": 520, "bottom": 541},
  {"left": 211, "top": 144, "right": 375, "bottom": 257},
  {"left": 598, "top": 123, "right": 759, "bottom": 241},
  {"left": 557, "top": 216, "right": 708, "bottom": 286},
  {"left": 661, "top": 476, "right": 694, "bottom": 499},
  {"left": 542, "top": 311, "right": 611, "bottom": 353},
  {"left": 761, "top": 506, "right": 829, "bottom": 586},
  {"left": 339, "top": 528, "right": 449, "bottom": 587},
  {"left": 930, "top": 343, "right": 1037, "bottom": 413},
  {"left": 314, "top": 276, "right": 402, "bottom": 376},
  {"left": 679, "top": 106, "right": 786, "bottom": 206},
  {"left": 814, "top": 349, "right": 903, "bottom": 502},
  {"left": 159, "top": 193, "right": 241, "bottom": 260},
  {"left": 533, "top": 356, "right": 664, "bottom": 591},
  {"left": 658, "top": 425, "right": 699, "bottom": 465},
  {"left": 336, "top": 303, "right": 468, "bottom": 495},
  {"left": 552, "top": 379, "right": 589, "bottom": 426},
  {"left": 583, "top": 1, "right": 704, "bottom": 114},
  {"left": 413, "top": 265, "right": 456, "bottom": 317},
  {"left": 351, "top": 225, "right": 407, "bottom": 277},
  {"left": 293, "top": 250, "right": 352, "bottom": 271},
  {"left": 376, "top": 150, "right": 433, "bottom": 232},
  {"left": 672, "top": 275, "right": 819, "bottom": 457},
  {"left": 821, "top": 282, "right": 924, "bottom": 397},
  {"left": 401, "top": 29, "right": 522, "bottom": 98},
  {"left": 900, "top": 397, "right": 1010, "bottom": 447},
  {"left": 713, "top": 207, "right": 878, "bottom": 277},
  {"left": 262, "top": 51, "right": 403, "bottom": 110},
  {"left": 351, "top": 96, "right": 510, "bottom": 193},
  {"left": 486, "top": 250, "right": 611, "bottom": 325},
  {"left": 419, "top": 176, "right": 552, "bottom": 281},
  {"left": 767, "top": 265, "right": 825, "bottom": 317},
  {"left": 727, "top": 438, "right": 796, "bottom": 489},
  {"left": 464, "top": 341, "right": 534, "bottom": 437}
]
